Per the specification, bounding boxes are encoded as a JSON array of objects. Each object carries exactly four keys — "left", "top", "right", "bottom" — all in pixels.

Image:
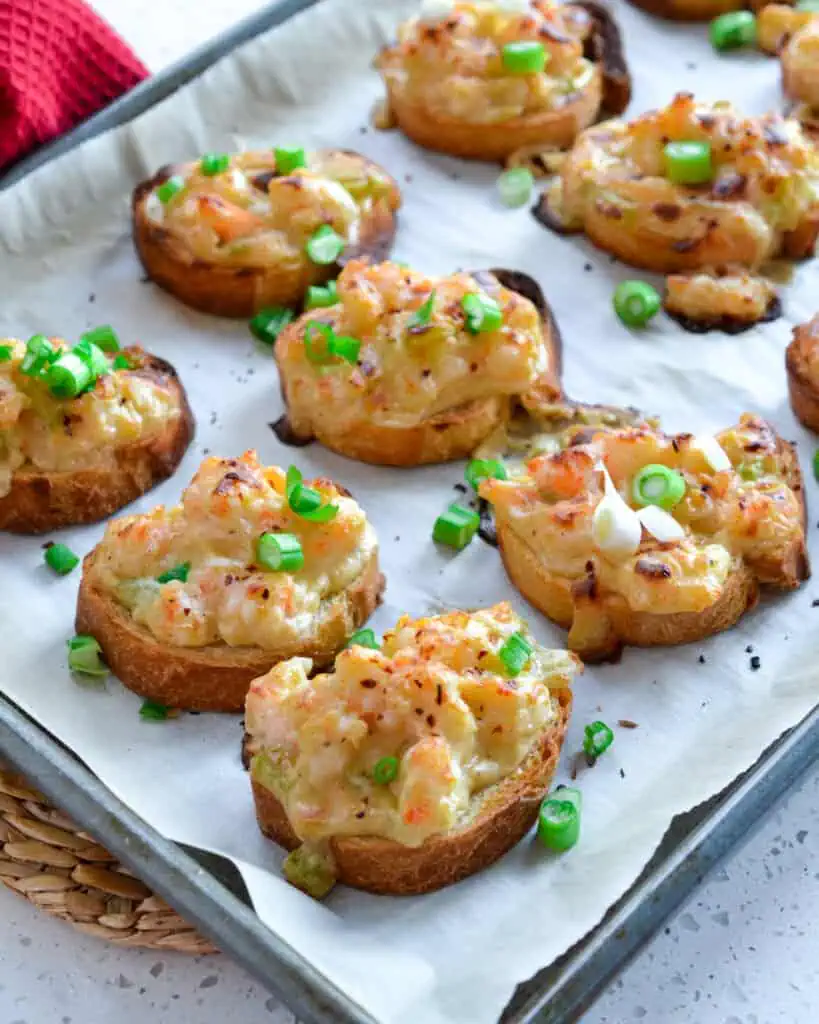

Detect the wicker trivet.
[{"left": 0, "top": 763, "right": 215, "bottom": 953}]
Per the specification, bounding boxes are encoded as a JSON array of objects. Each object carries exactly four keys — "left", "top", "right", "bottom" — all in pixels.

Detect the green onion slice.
[
  {"left": 631, "top": 464, "right": 686, "bottom": 511},
  {"left": 583, "top": 720, "right": 614, "bottom": 759},
  {"left": 285, "top": 465, "right": 339, "bottom": 522},
  {"left": 497, "top": 168, "right": 534, "bottom": 208},
  {"left": 538, "top": 787, "right": 581, "bottom": 851},
  {"left": 140, "top": 699, "right": 170, "bottom": 721},
  {"left": 157, "top": 562, "right": 191, "bottom": 584},
  {"left": 249, "top": 307, "right": 294, "bottom": 346},
  {"left": 304, "top": 321, "right": 360, "bottom": 365},
  {"left": 157, "top": 175, "right": 185, "bottom": 204},
  {"left": 256, "top": 532, "right": 304, "bottom": 572},
  {"left": 305, "top": 224, "right": 345, "bottom": 265},
  {"left": 46, "top": 353, "right": 93, "bottom": 399},
  {"left": 462, "top": 292, "right": 504, "bottom": 334},
  {"left": 20, "top": 335, "right": 58, "bottom": 377},
  {"left": 328, "top": 333, "right": 360, "bottom": 364},
  {"left": 44, "top": 543, "right": 80, "bottom": 575},
  {"left": 346, "top": 628, "right": 379, "bottom": 650},
  {"left": 67, "top": 635, "right": 108, "bottom": 677},
  {"left": 73, "top": 339, "right": 110, "bottom": 379},
  {"left": 663, "top": 141, "right": 713, "bottom": 185},
  {"left": 813, "top": 449, "right": 819, "bottom": 483},
  {"left": 432, "top": 503, "right": 480, "bottom": 550},
  {"left": 372, "top": 755, "right": 399, "bottom": 785},
  {"left": 305, "top": 281, "right": 338, "bottom": 310},
  {"left": 80, "top": 325, "right": 120, "bottom": 353},
  {"left": 112, "top": 353, "right": 131, "bottom": 371},
  {"left": 502, "top": 41, "right": 548, "bottom": 74},
  {"left": 407, "top": 291, "right": 436, "bottom": 331},
  {"left": 200, "top": 152, "right": 230, "bottom": 176},
  {"left": 0, "top": 344, "right": 13, "bottom": 361},
  {"left": 465, "top": 458, "right": 507, "bottom": 490},
  {"left": 275, "top": 146, "right": 307, "bottom": 175},
  {"left": 796, "top": 0, "right": 819, "bottom": 9},
  {"left": 498, "top": 631, "right": 532, "bottom": 677},
  {"left": 709, "top": 10, "right": 756, "bottom": 50},
  {"left": 613, "top": 281, "right": 661, "bottom": 328}
]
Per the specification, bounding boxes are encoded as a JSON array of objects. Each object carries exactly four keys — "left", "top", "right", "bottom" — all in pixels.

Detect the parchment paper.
[{"left": 1, "top": 1, "right": 818, "bottom": 1021}]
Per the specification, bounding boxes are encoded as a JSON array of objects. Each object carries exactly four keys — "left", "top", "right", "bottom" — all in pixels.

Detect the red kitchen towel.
[{"left": 0, "top": 0, "right": 148, "bottom": 171}]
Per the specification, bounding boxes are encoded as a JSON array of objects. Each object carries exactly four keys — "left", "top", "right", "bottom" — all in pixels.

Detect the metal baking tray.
[{"left": 2, "top": 2, "right": 818, "bottom": 1020}]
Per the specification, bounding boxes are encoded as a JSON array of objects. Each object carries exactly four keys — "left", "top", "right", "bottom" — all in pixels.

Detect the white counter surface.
[{"left": 1, "top": 2, "right": 817, "bottom": 1022}]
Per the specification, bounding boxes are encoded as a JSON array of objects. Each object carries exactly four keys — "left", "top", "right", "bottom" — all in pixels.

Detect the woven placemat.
[{"left": 0, "top": 762, "right": 216, "bottom": 953}]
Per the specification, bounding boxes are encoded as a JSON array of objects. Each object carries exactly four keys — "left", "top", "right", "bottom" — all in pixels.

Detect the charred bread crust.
[
  {"left": 787, "top": 316, "right": 819, "bottom": 432},
  {"left": 0, "top": 354, "right": 195, "bottom": 534},
  {"left": 75, "top": 548, "right": 385, "bottom": 713},
  {"left": 132, "top": 154, "right": 400, "bottom": 318},
  {"left": 574, "top": 1, "right": 632, "bottom": 115},
  {"left": 251, "top": 688, "right": 571, "bottom": 895},
  {"left": 665, "top": 293, "right": 783, "bottom": 334},
  {"left": 275, "top": 269, "right": 563, "bottom": 466}
]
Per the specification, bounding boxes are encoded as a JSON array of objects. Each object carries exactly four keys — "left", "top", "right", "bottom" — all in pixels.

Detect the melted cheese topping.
[
  {"left": 792, "top": 314, "right": 819, "bottom": 384},
  {"left": 246, "top": 602, "right": 578, "bottom": 848},
  {"left": 0, "top": 340, "right": 179, "bottom": 498},
  {"left": 549, "top": 92, "right": 819, "bottom": 253},
  {"left": 481, "top": 414, "right": 804, "bottom": 615},
  {"left": 377, "top": 0, "right": 596, "bottom": 124},
  {"left": 89, "top": 450, "right": 377, "bottom": 650},
  {"left": 276, "top": 260, "right": 553, "bottom": 429},
  {"left": 664, "top": 272, "right": 776, "bottom": 324},
  {"left": 145, "top": 150, "right": 396, "bottom": 266}
]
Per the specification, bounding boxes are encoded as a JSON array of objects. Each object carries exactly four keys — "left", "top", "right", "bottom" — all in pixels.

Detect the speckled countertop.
[{"left": 2, "top": 3, "right": 818, "bottom": 1022}]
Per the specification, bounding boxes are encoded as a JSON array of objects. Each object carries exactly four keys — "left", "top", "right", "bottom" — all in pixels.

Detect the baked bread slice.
[
  {"left": 75, "top": 451, "right": 384, "bottom": 712},
  {"left": 274, "top": 262, "right": 563, "bottom": 467},
  {"left": 245, "top": 603, "right": 578, "bottom": 896},
  {"left": 786, "top": 314, "right": 819, "bottom": 433},
  {"left": 482, "top": 414, "right": 809, "bottom": 662},
  {"left": 0, "top": 345, "right": 194, "bottom": 534},
  {"left": 133, "top": 149, "right": 400, "bottom": 318},
  {"left": 626, "top": 0, "right": 749, "bottom": 21}
]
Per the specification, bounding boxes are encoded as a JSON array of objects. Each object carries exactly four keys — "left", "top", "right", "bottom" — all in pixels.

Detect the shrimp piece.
[{"left": 196, "top": 194, "right": 264, "bottom": 244}]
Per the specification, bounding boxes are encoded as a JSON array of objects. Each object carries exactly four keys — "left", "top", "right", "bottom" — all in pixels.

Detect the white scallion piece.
[
  {"left": 637, "top": 505, "right": 685, "bottom": 544},
  {"left": 591, "top": 463, "right": 642, "bottom": 558}
]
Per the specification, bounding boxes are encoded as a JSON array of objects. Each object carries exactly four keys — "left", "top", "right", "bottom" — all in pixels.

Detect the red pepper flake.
[
  {"left": 415, "top": 708, "right": 423, "bottom": 715},
  {"left": 360, "top": 679, "right": 377, "bottom": 689},
  {"left": 435, "top": 684, "right": 443, "bottom": 706},
  {"left": 426, "top": 714, "right": 436, "bottom": 728},
  {"left": 491, "top": 725, "right": 503, "bottom": 734},
  {"left": 617, "top": 719, "right": 638, "bottom": 729},
  {"left": 355, "top": 810, "right": 366, "bottom": 819},
  {"left": 261, "top": 588, "right": 270, "bottom": 600}
]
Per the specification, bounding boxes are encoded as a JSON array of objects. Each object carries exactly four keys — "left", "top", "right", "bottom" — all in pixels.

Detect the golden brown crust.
[
  {"left": 0, "top": 355, "right": 194, "bottom": 535},
  {"left": 626, "top": 0, "right": 747, "bottom": 20},
  {"left": 275, "top": 269, "right": 563, "bottom": 467},
  {"left": 251, "top": 689, "right": 571, "bottom": 895},
  {"left": 787, "top": 315, "right": 819, "bottom": 432},
  {"left": 75, "top": 549, "right": 385, "bottom": 713},
  {"left": 132, "top": 153, "right": 401, "bottom": 318}
]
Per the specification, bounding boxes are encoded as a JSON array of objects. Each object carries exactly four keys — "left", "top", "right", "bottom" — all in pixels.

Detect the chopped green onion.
[
  {"left": 709, "top": 10, "right": 756, "bottom": 50},
  {"left": 631, "top": 464, "right": 686, "bottom": 511},
  {"left": 73, "top": 339, "right": 110, "bottom": 379},
  {"left": 498, "top": 631, "right": 532, "bottom": 677},
  {"left": 306, "top": 224, "right": 345, "bottom": 265},
  {"left": 796, "top": 0, "right": 819, "bottom": 11},
  {"left": 256, "top": 532, "right": 304, "bottom": 572},
  {"left": 283, "top": 845, "right": 337, "bottom": 899},
  {"left": 328, "top": 333, "right": 360, "bottom": 364},
  {"left": 346, "top": 628, "right": 379, "bottom": 650},
  {"left": 112, "top": 353, "right": 131, "bottom": 371},
  {"left": 583, "top": 720, "right": 614, "bottom": 759},
  {"left": 538, "top": 787, "right": 581, "bottom": 851},
  {"left": 249, "top": 306, "right": 294, "bottom": 346},
  {"left": 46, "top": 353, "right": 93, "bottom": 399},
  {"left": 0, "top": 344, "right": 13, "bottom": 361},
  {"left": 813, "top": 448, "right": 819, "bottom": 482},
  {"left": 139, "top": 699, "right": 170, "bottom": 721},
  {"left": 613, "top": 281, "right": 661, "bottom": 328},
  {"left": 20, "top": 335, "right": 57, "bottom": 377},
  {"left": 157, "top": 175, "right": 185, "bottom": 204},
  {"left": 497, "top": 168, "right": 534, "bottom": 208},
  {"left": 275, "top": 146, "right": 307, "bottom": 175},
  {"left": 502, "top": 41, "right": 548, "bottom": 74},
  {"left": 462, "top": 292, "right": 504, "bottom": 334},
  {"left": 67, "top": 635, "right": 108, "bottom": 677},
  {"left": 200, "top": 152, "right": 230, "bottom": 176},
  {"left": 465, "top": 458, "right": 507, "bottom": 490},
  {"left": 80, "top": 325, "right": 120, "bottom": 353},
  {"left": 305, "top": 281, "right": 338, "bottom": 310},
  {"left": 738, "top": 461, "right": 764, "bottom": 482},
  {"left": 44, "top": 543, "right": 79, "bottom": 575},
  {"left": 285, "top": 465, "right": 339, "bottom": 522},
  {"left": 304, "top": 321, "right": 359, "bottom": 365},
  {"left": 407, "top": 291, "right": 436, "bottom": 331},
  {"left": 373, "top": 755, "right": 399, "bottom": 785},
  {"left": 432, "top": 503, "right": 480, "bottom": 550},
  {"left": 663, "top": 141, "right": 713, "bottom": 185},
  {"left": 157, "top": 562, "right": 191, "bottom": 584}
]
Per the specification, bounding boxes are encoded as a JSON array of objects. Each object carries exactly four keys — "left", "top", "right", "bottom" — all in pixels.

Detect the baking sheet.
[{"left": 1, "top": 1, "right": 818, "bottom": 1021}]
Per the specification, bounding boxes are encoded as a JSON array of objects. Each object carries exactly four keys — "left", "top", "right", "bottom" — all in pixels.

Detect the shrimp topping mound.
[
  {"left": 246, "top": 602, "right": 579, "bottom": 848},
  {"left": 87, "top": 451, "right": 377, "bottom": 650}
]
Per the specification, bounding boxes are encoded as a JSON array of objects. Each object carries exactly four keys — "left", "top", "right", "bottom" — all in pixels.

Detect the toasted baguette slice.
[
  {"left": 252, "top": 689, "right": 571, "bottom": 896},
  {"left": 132, "top": 151, "right": 400, "bottom": 319},
  {"left": 0, "top": 354, "right": 194, "bottom": 534},
  {"left": 76, "top": 549, "right": 385, "bottom": 713},
  {"left": 786, "top": 315, "right": 819, "bottom": 432},
  {"left": 276, "top": 268, "right": 563, "bottom": 467},
  {"left": 626, "top": 0, "right": 747, "bottom": 20}
]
